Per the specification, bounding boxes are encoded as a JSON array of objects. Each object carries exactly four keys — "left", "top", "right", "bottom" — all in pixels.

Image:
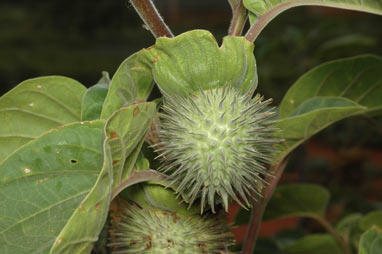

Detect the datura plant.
[{"left": 0, "top": 1, "right": 381, "bottom": 254}]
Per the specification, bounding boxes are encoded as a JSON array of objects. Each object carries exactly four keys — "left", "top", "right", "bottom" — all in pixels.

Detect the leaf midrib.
[
  {"left": 0, "top": 108, "right": 66, "bottom": 126},
  {"left": 280, "top": 104, "right": 366, "bottom": 120}
]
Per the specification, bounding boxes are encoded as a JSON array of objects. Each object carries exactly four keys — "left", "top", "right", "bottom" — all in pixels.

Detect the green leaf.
[
  {"left": 234, "top": 184, "right": 330, "bottom": 225},
  {"left": 101, "top": 51, "right": 154, "bottom": 119},
  {"left": 283, "top": 234, "right": 343, "bottom": 254},
  {"left": 264, "top": 183, "right": 330, "bottom": 221},
  {"left": 279, "top": 55, "right": 382, "bottom": 117},
  {"left": 96, "top": 71, "right": 111, "bottom": 86},
  {"left": 120, "top": 139, "right": 146, "bottom": 181},
  {"left": 359, "top": 227, "right": 382, "bottom": 254},
  {"left": 288, "top": 97, "right": 362, "bottom": 117},
  {"left": 81, "top": 72, "right": 110, "bottom": 121},
  {"left": 104, "top": 102, "right": 157, "bottom": 188},
  {"left": 336, "top": 213, "right": 362, "bottom": 236},
  {"left": 81, "top": 84, "right": 109, "bottom": 121},
  {"left": 244, "top": 0, "right": 382, "bottom": 26},
  {"left": 0, "top": 120, "right": 104, "bottom": 254},
  {"left": 335, "top": 213, "right": 364, "bottom": 249},
  {"left": 276, "top": 55, "right": 382, "bottom": 161},
  {"left": 360, "top": 211, "right": 382, "bottom": 231},
  {"left": 141, "top": 30, "right": 257, "bottom": 96},
  {"left": 0, "top": 76, "right": 86, "bottom": 163},
  {"left": 49, "top": 135, "right": 112, "bottom": 254},
  {"left": 132, "top": 151, "right": 150, "bottom": 172}
]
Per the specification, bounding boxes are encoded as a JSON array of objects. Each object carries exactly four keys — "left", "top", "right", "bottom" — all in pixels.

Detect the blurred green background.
[
  {"left": 1, "top": 0, "right": 381, "bottom": 100},
  {"left": 1, "top": 0, "right": 381, "bottom": 250}
]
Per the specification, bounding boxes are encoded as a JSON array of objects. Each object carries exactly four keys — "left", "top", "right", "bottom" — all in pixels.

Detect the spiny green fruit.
[
  {"left": 155, "top": 87, "right": 278, "bottom": 212},
  {"left": 109, "top": 204, "right": 233, "bottom": 254}
]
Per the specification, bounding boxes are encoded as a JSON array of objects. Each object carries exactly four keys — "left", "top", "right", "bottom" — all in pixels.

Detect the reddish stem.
[
  {"left": 130, "top": 0, "right": 173, "bottom": 38},
  {"left": 241, "top": 159, "right": 288, "bottom": 254}
]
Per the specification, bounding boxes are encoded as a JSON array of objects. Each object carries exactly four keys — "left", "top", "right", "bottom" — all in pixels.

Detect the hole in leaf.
[{"left": 70, "top": 159, "right": 77, "bottom": 164}]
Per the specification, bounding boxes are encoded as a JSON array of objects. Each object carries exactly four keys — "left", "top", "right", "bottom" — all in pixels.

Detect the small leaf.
[
  {"left": 0, "top": 120, "right": 104, "bottom": 254},
  {"left": 141, "top": 30, "right": 257, "bottom": 96},
  {"left": 96, "top": 71, "right": 111, "bottom": 86},
  {"left": 276, "top": 55, "right": 382, "bottom": 161},
  {"left": 360, "top": 211, "right": 382, "bottom": 231},
  {"left": 132, "top": 152, "right": 150, "bottom": 172},
  {"left": 336, "top": 213, "right": 362, "bottom": 236},
  {"left": 120, "top": 139, "right": 146, "bottom": 181},
  {"left": 335, "top": 213, "right": 364, "bottom": 249},
  {"left": 234, "top": 184, "right": 330, "bottom": 226},
  {"left": 359, "top": 227, "right": 382, "bottom": 254},
  {"left": 0, "top": 76, "right": 86, "bottom": 163},
  {"left": 104, "top": 102, "right": 157, "bottom": 188},
  {"left": 101, "top": 51, "right": 154, "bottom": 119},
  {"left": 81, "top": 84, "right": 109, "bottom": 121},
  {"left": 81, "top": 72, "right": 110, "bottom": 121},
  {"left": 265, "top": 183, "right": 329, "bottom": 220},
  {"left": 283, "top": 234, "right": 343, "bottom": 254}
]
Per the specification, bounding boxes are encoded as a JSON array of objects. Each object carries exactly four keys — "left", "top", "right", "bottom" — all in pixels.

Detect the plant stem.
[
  {"left": 313, "top": 215, "right": 351, "bottom": 254},
  {"left": 130, "top": 0, "right": 173, "bottom": 38},
  {"left": 227, "top": 0, "right": 240, "bottom": 10},
  {"left": 241, "top": 159, "right": 288, "bottom": 254},
  {"left": 228, "top": 0, "right": 248, "bottom": 36}
]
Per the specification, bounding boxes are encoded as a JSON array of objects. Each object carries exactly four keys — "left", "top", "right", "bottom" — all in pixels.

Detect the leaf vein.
[
  {"left": 339, "top": 68, "right": 369, "bottom": 97},
  {"left": 0, "top": 190, "right": 89, "bottom": 234},
  {"left": 356, "top": 79, "right": 382, "bottom": 103},
  {"left": 17, "top": 90, "right": 80, "bottom": 120}
]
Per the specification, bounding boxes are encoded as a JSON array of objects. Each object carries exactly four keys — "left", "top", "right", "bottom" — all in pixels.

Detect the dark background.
[
  {"left": 1, "top": 0, "right": 382, "bottom": 247},
  {"left": 1, "top": 0, "right": 381, "bottom": 101}
]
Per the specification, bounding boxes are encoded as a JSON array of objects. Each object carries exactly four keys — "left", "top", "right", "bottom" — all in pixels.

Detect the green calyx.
[
  {"left": 156, "top": 87, "right": 279, "bottom": 212},
  {"left": 120, "top": 183, "right": 200, "bottom": 216},
  {"left": 109, "top": 204, "right": 233, "bottom": 254},
  {"left": 141, "top": 30, "right": 257, "bottom": 96}
]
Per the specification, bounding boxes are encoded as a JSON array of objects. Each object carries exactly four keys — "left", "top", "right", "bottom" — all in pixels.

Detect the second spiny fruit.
[{"left": 109, "top": 204, "right": 233, "bottom": 253}]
